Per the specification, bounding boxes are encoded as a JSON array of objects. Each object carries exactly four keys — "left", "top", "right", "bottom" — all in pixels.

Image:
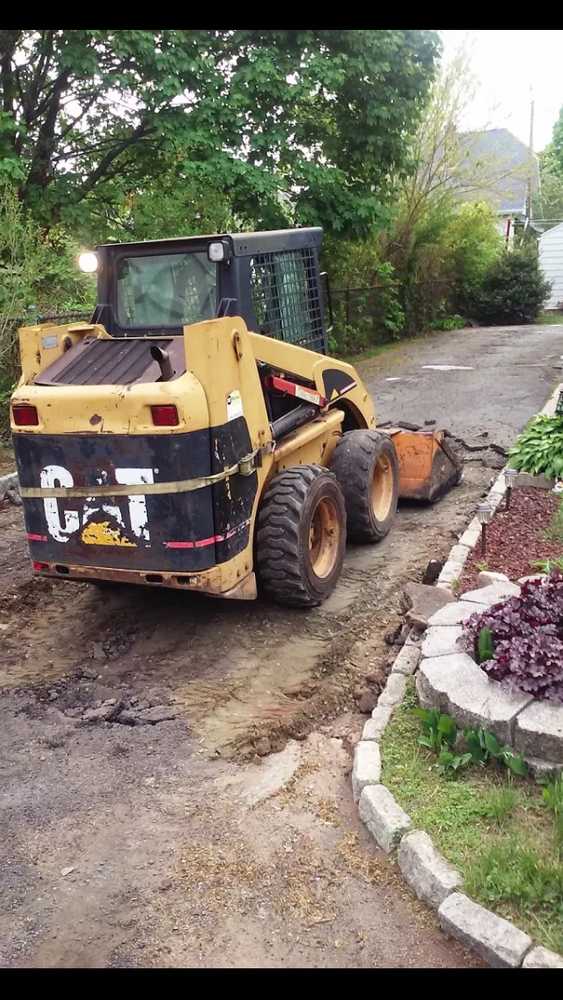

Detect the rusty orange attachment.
[{"left": 383, "top": 427, "right": 463, "bottom": 502}]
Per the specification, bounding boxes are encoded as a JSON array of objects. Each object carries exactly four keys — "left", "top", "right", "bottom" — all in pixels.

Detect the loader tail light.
[
  {"left": 33, "top": 561, "right": 49, "bottom": 572},
  {"left": 150, "top": 404, "right": 179, "bottom": 427},
  {"left": 12, "top": 403, "right": 39, "bottom": 426}
]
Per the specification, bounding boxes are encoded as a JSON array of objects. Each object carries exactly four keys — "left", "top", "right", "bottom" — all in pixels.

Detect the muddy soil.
[
  {"left": 0, "top": 463, "right": 490, "bottom": 970},
  {"left": 0, "top": 462, "right": 491, "bottom": 759},
  {"left": 1, "top": 322, "right": 561, "bottom": 967}
]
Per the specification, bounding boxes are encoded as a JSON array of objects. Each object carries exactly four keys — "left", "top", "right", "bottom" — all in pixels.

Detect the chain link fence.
[{"left": 330, "top": 278, "right": 456, "bottom": 354}]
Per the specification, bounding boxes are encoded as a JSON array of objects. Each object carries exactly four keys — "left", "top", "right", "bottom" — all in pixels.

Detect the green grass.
[
  {"left": 545, "top": 499, "right": 563, "bottom": 545},
  {"left": 381, "top": 681, "right": 563, "bottom": 954},
  {"left": 537, "top": 311, "right": 563, "bottom": 325},
  {"left": 344, "top": 339, "right": 402, "bottom": 365}
]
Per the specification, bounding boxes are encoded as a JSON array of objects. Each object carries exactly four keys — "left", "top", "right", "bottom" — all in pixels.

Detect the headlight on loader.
[{"left": 78, "top": 251, "right": 98, "bottom": 273}]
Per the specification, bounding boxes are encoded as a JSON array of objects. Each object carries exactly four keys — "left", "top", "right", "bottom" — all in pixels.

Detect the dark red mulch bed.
[{"left": 459, "top": 487, "right": 563, "bottom": 592}]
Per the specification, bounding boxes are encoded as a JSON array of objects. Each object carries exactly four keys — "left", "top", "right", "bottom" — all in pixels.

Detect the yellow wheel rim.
[
  {"left": 371, "top": 454, "right": 395, "bottom": 522},
  {"left": 309, "top": 497, "right": 341, "bottom": 578}
]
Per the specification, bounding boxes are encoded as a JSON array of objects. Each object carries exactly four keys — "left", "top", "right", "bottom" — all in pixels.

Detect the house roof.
[
  {"left": 456, "top": 128, "right": 539, "bottom": 216},
  {"left": 539, "top": 220, "right": 563, "bottom": 241}
]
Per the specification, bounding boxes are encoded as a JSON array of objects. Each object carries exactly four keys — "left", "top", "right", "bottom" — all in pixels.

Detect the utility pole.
[{"left": 526, "top": 90, "right": 535, "bottom": 223}]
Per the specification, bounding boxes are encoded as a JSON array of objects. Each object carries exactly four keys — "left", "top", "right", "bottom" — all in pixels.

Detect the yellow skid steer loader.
[{"left": 10, "top": 228, "right": 461, "bottom": 607}]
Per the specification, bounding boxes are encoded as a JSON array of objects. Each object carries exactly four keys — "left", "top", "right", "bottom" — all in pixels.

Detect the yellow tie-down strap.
[{"left": 20, "top": 454, "right": 258, "bottom": 500}]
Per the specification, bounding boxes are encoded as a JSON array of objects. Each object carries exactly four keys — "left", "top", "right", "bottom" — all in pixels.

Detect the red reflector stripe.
[
  {"left": 164, "top": 519, "right": 250, "bottom": 549},
  {"left": 27, "top": 532, "right": 48, "bottom": 542},
  {"left": 33, "top": 561, "right": 49, "bottom": 571},
  {"left": 12, "top": 404, "right": 39, "bottom": 426},
  {"left": 165, "top": 537, "right": 216, "bottom": 550},
  {"left": 265, "top": 375, "right": 326, "bottom": 408}
]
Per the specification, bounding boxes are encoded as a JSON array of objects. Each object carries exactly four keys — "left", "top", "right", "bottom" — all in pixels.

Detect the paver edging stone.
[{"left": 350, "top": 381, "right": 563, "bottom": 968}]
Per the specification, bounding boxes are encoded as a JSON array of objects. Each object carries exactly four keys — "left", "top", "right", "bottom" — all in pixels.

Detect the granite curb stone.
[
  {"left": 522, "top": 946, "right": 563, "bottom": 968},
  {"left": 438, "top": 892, "right": 533, "bottom": 968},
  {"left": 358, "top": 784, "right": 411, "bottom": 853},
  {"left": 398, "top": 830, "right": 462, "bottom": 908},
  {"left": 352, "top": 740, "right": 381, "bottom": 802}
]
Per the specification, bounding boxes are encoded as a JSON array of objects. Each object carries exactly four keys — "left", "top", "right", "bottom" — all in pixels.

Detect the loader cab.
[{"left": 90, "top": 228, "right": 329, "bottom": 354}]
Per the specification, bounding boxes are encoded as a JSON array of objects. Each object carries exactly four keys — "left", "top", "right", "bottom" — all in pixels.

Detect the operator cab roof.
[{"left": 95, "top": 227, "right": 323, "bottom": 256}]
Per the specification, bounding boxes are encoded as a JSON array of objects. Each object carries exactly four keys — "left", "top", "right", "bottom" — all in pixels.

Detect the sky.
[{"left": 440, "top": 30, "right": 563, "bottom": 153}]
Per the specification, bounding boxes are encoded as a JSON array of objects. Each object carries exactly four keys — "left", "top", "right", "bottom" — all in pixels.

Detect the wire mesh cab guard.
[{"left": 250, "top": 246, "right": 325, "bottom": 354}]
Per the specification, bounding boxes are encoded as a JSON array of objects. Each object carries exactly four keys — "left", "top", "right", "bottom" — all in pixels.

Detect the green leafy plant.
[
  {"left": 413, "top": 707, "right": 457, "bottom": 752},
  {"left": 414, "top": 711, "right": 529, "bottom": 779},
  {"left": 508, "top": 415, "right": 563, "bottom": 480},
  {"left": 462, "top": 726, "right": 528, "bottom": 776},
  {"left": 475, "top": 626, "right": 494, "bottom": 664},
  {"left": 437, "top": 748, "right": 472, "bottom": 776},
  {"left": 482, "top": 730, "right": 529, "bottom": 777},
  {"left": 464, "top": 727, "right": 490, "bottom": 766}
]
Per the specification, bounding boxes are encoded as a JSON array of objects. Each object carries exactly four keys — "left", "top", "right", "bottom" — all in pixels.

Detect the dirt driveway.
[{"left": 1, "top": 323, "right": 561, "bottom": 967}]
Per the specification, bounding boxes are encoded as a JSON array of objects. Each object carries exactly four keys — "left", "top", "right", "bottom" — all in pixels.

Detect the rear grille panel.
[{"left": 34, "top": 336, "right": 186, "bottom": 387}]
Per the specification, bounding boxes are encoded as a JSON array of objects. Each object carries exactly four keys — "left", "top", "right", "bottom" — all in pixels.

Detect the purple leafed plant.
[{"left": 463, "top": 572, "right": 563, "bottom": 703}]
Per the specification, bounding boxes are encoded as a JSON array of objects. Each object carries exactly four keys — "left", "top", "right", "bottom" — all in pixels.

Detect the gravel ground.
[{"left": 1, "top": 322, "right": 562, "bottom": 968}]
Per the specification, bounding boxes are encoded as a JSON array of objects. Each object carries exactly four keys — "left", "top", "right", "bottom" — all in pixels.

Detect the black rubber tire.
[
  {"left": 330, "top": 429, "right": 399, "bottom": 543},
  {"left": 256, "top": 464, "right": 347, "bottom": 608}
]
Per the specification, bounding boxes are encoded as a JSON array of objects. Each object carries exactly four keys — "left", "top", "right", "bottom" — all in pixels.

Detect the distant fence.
[
  {"left": 331, "top": 278, "right": 454, "bottom": 353},
  {"left": 3, "top": 311, "right": 92, "bottom": 330}
]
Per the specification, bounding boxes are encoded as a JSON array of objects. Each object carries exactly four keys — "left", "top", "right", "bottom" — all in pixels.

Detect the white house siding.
[{"left": 539, "top": 223, "right": 563, "bottom": 310}]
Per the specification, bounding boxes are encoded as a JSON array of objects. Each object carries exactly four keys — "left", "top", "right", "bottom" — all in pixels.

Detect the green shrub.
[
  {"left": 469, "top": 244, "right": 552, "bottom": 325},
  {"left": 444, "top": 202, "right": 503, "bottom": 315}
]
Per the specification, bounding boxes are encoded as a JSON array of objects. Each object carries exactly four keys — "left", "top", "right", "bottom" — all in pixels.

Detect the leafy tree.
[
  {"left": 0, "top": 179, "right": 95, "bottom": 433},
  {"left": 551, "top": 106, "right": 563, "bottom": 176},
  {"left": 537, "top": 159, "right": 563, "bottom": 222},
  {"left": 444, "top": 202, "right": 502, "bottom": 312},
  {"left": 0, "top": 29, "right": 440, "bottom": 239},
  {"left": 377, "top": 46, "right": 507, "bottom": 333},
  {"left": 535, "top": 116, "right": 563, "bottom": 225}
]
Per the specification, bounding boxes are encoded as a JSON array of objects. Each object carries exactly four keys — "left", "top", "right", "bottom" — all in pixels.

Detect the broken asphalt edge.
[{"left": 352, "top": 379, "right": 563, "bottom": 970}]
